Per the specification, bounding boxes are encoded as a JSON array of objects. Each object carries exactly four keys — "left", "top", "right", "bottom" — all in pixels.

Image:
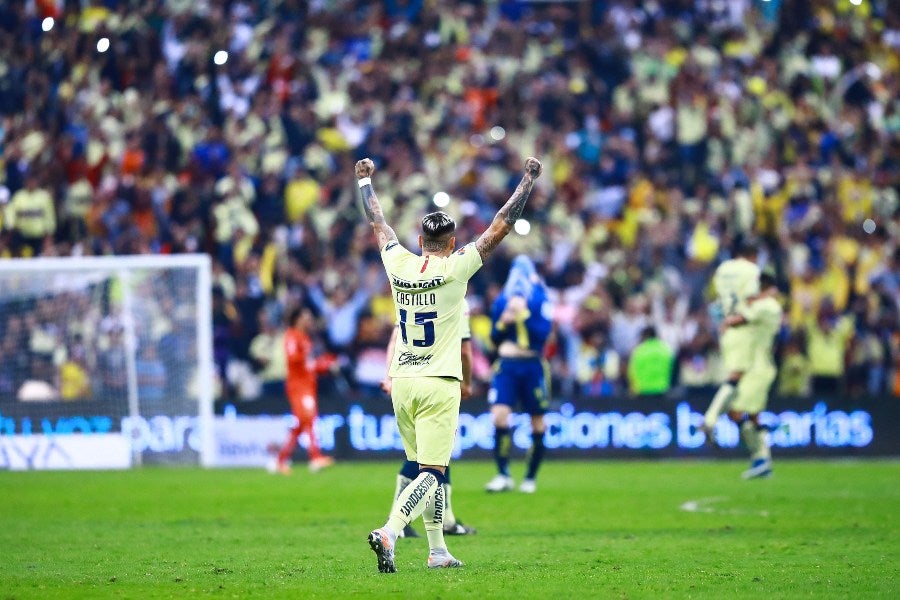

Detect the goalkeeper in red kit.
[{"left": 272, "top": 306, "right": 338, "bottom": 474}]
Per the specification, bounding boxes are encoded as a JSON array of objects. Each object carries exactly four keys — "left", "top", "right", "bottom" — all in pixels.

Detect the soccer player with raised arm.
[
  {"left": 721, "top": 273, "right": 783, "bottom": 479},
  {"left": 485, "top": 255, "right": 553, "bottom": 494},
  {"left": 356, "top": 155, "right": 542, "bottom": 573},
  {"left": 381, "top": 301, "right": 477, "bottom": 539},
  {"left": 701, "top": 242, "right": 760, "bottom": 444}
]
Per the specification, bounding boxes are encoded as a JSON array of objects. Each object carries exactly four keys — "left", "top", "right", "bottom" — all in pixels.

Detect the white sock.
[
  {"left": 386, "top": 471, "right": 440, "bottom": 535},
  {"left": 740, "top": 420, "right": 760, "bottom": 457},
  {"left": 443, "top": 483, "right": 457, "bottom": 527},
  {"left": 705, "top": 383, "right": 736, "bottom": 429},
  {"left": 391, "top": 474, "right": 413, "bottom": 514},
  {"left": 423, "top": 483, "right": 448, "bottom": 552},
  {"left": 753, "top": 426, "right": 771, "bottom": 462}
]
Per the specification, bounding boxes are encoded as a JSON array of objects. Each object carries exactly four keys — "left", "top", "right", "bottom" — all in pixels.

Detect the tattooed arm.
[
  {"left": 475, "top": 157, "right": 542, "bottom": 260},
  {"left": 355, "top": 158, "right": 398, "bottom": 248}
]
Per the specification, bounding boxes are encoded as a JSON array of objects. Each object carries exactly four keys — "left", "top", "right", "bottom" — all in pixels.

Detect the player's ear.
[
  {"left": 418, "top": 235, "right": 424, "bottom": 250},
  {"left": 447, "top": 236, "right": 456, "bottom": 252}
]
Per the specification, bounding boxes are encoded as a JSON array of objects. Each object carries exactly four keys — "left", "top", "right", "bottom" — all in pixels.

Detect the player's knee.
[{"left": 491, "top": 406, "right": 512, "bottom": 428}]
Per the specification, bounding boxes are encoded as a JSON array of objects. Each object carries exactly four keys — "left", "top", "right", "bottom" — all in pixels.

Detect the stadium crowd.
[{"left": 0, "top": 0, "right": 898, "bottom": 403}]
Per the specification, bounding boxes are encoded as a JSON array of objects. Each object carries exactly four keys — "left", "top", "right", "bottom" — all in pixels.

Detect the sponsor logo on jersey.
[
  {"left": 391, "top": 275, "right": 445, "bottom": 290},
  {"left": 397, "top": 351, "right": 433, "bottom": 367}
]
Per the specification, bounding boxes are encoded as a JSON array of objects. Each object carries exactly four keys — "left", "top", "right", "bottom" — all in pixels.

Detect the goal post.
[{"left": 0, "top": 254, "right": 214, "bottom": 469}]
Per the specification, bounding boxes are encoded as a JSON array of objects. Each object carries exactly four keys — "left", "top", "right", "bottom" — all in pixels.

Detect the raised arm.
[
  {"left": 475, "top": 157, "right": 543, "bottom": 260},
  {"left": 355, "top": 158, "right": 398, "bottom": 248}
]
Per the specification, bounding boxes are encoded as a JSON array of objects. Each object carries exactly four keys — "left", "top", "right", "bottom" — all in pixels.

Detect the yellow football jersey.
[
  {"left": 381, "top": 241, "right": 482, "bottom": 379},
  {"left": 740, "top": 296, "right": 783, "bottom": 370},
  {"left": 713, "top": 257, "right": 760, "bottom": 316}
]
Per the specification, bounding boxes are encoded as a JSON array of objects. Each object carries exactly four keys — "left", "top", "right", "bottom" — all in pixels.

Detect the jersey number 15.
[{"left": 399, "top": 309, "right": 437, "bottom": 347}]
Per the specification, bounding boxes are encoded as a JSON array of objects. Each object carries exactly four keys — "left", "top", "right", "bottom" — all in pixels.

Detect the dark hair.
[
  {"left": 734, "top": 237, "right": 759, "bottom": 258},
  {"left": 421, "top": 211, "right": 456, "bottom": 252},
  {"left": 641, "top": 326, "right": 658, "bottom": 341},
  {"left": 760, "top": 272, "right": 778, "bottom": 291},
  {"left": 287, "top": 306, "right": 310, "bottom": 327}
]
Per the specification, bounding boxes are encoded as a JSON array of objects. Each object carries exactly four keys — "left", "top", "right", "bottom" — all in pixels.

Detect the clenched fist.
[
  {"left": 355, "top": 158, "right": 375, "bottom": 179},
  {"left": 524, "top": 157, "right": 543, "bottom": 179}
]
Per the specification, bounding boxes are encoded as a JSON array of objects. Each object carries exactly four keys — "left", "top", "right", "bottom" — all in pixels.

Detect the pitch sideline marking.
[{"left": 680, "top": 497, "right": 769, "bottom": 517}]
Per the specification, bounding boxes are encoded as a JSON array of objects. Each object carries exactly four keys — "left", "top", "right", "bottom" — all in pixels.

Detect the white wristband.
[{"left": 358, "top": 177, "right": 372, "bottom": 188}]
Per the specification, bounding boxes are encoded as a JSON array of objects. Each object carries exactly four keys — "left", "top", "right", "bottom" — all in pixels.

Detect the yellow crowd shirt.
[{"left": 7, "top": 188, "right": 56, "bottom": 238}]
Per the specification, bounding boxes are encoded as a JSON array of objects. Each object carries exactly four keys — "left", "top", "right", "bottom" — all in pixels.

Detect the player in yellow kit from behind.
[
  {"left": 356, "top": 156, "right": 543, "bottom": 573},
  {"left": 382, "top": 301, "right": 477, "bottom": 538},
  {"left": 701, "top": 242, "right": 760, "bottom": 443},
  {"left": 721, "top": 273, "right": 783, "bottom": 479}
]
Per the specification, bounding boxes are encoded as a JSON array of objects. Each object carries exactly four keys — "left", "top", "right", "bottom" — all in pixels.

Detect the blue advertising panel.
[
  {"left": 1, "top": 391, "right": 894, "bottom": 468},
  {"left": 215, "top": 392, "right": 897, "bottom": 460}
]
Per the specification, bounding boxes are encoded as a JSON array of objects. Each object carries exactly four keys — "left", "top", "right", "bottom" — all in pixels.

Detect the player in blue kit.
[{"left": 485, "top": 255, "right": 554, "bottom": 494}]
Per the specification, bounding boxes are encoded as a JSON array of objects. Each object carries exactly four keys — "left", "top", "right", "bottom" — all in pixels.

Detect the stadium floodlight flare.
[
  {"left": 214, "top": 50, "right": 229, "bottom": 65},
  {"left": 514, "top": 218, "right": 531, "bottom": 235},
  {"left": 432, "top": 191, "right": 450, "bottom": 208},
  {"left": 97, "top": 37, "right": 109, "bottom": 53},
  {"left": 0, "top": 254, "right": 215, "bottom": 468}
]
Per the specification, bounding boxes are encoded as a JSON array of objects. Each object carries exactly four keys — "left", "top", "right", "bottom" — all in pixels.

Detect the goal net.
[{"left": 0, "top": 255, "right": 214, "bottom": 469}]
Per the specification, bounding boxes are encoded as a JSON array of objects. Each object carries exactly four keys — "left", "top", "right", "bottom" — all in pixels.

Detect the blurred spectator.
[
  {"left": 777, "top": 335, "right": 811, "bottom": 398},
  {"left": 248, "top": 309, "right": 287, "bottom": 398},
  {"left": 18, "top": 357, "right": 58, "bottom": 402},
  {"left": 97, "top": 324, "right": 128, "bottom": 400},
  {"left": 677, "top": 317, "right": 722, "bottom": 392},
  {"left": 576, "top": 328, "right": 620, "bottom": 397},
  {"left": 805, "top": 300, "right": 855, "bottom": 396},
  {"left": 627, "top": 326, "right": 674, "bottom": 397},
  {"left": 58, "top": 345, "right": 90, "bottom": 401},
  {"left": 135, "top": 343, "right": 166, "bottom": 404},
  {"left": 610, "top": 295, "right": 649, "bottom": 359},
  {"left": 5, "top": 173, "right": 55, "bottom": 257},
  {"left": 307, "top": 280, "right": 371, "bottom": 355}
]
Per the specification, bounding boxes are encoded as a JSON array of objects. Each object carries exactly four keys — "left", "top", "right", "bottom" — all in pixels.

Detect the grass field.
[{"left": 2, "top": 459, "right": 897, "bottom": 599}]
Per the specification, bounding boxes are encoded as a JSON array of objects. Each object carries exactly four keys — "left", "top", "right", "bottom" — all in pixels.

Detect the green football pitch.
[{"left": 2, "top": 459, "right": 897, "bottom": 599}]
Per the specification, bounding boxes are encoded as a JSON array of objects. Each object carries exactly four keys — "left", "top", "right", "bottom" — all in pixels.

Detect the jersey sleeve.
[
  {"left": 446, "top": 243, "right": 483, "bottom": 282},
  {"left": 740, "top": 297, "right": 780, "bottom": 324},
  {"left": 380, "top": 240, "right": 412, "bottom": 273}
]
